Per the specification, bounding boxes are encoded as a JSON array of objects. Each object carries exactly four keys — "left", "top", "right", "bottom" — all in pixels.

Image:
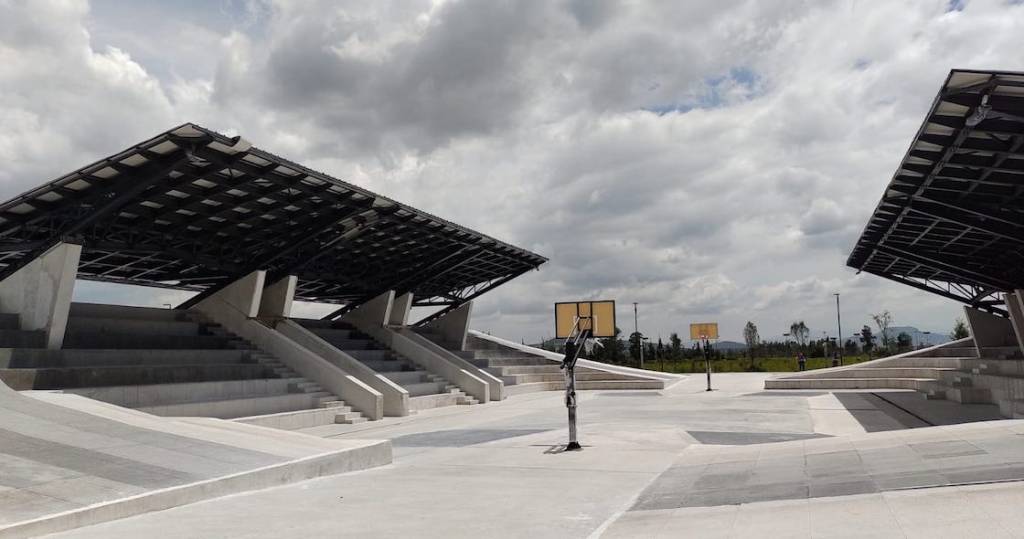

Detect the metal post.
[
  {"left": 565, "top": 363, "right": 579, "bottom": 450},
  {"left": 704, "top": 337, "right": 712, "bottom": 391},
  {"left": 633, "top": 302, "right": 643, "bottom": 369},
  {"left": 834, "top": 293, "right": 843, "bottom": 366}
]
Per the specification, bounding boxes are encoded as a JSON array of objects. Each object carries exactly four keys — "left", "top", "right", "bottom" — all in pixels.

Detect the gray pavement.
[{"left": 34, "top": 373, "right": 1024, "bottom": 538}]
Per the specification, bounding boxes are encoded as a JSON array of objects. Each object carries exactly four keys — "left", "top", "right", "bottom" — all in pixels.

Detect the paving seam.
[
  {"left": 585, "top": 449, "right": 681, "bottom": 539},
  {"left": 870, "top": 392, "right": 935, "bottom": 427}
]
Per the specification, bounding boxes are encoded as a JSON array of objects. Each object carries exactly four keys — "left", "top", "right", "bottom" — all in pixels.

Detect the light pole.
[
  {"left": 633, "top": 302, "right": 644, "bottom": 369},
  {"left": 834, "top": 293, "right": 843, "bottom": 366}
]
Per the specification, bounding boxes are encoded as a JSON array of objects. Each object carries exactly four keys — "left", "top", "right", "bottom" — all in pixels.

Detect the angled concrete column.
[
  {"left": 259, "top": 275, "right": 296, "bottom": 319},
  {"left": 191, "top": 271, "right": 384, "bottom": 420},
  {"left": 1006, "top": 291, "right": 1024, "bottom": 356},
  {"left": 421, "top": 301, "right": 473, "bottom": 351},
  {"left": 0, "top": 242, "right": 81, "bottom": 349},
  {"left": 964, "top": 305, "right": 1017, "bottom": 355},
  {"left": 342, "top": 290, "right": 393, "bottom": 328},
  {"left": 193, "top": 270, "right": 265, "bottom": 317},
  {"left": 388, "top": 293, "right": 413, "bottom": 326}
]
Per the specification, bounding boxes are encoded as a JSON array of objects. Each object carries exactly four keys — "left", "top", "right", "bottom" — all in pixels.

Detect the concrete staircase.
[
  {"left": 457, "top": 334, "right": 663, "bottom": 396},
  {"left": 0, "top": 303, "right": 365, "bottom": 428},
  {"left": 765, "top": 338, "right": 1024, "bottom": 418},
  {"left": 297, "top": 319, "right": 478, "bottom": 411}
]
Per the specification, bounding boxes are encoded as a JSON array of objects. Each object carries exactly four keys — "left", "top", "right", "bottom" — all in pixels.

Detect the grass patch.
[{"left": 642, "top": 355, "right": 874, "bottom": 374}]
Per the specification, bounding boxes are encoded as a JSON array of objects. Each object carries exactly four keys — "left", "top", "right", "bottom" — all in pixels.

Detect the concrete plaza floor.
[{"left": 40, "top": 373, "right": 1024, "bottom": 538}]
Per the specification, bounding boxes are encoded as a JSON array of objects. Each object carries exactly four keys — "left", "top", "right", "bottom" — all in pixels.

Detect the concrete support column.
[
  {"left": 0, "top": 242, "right": 81, "bottom": 349},
  {"left": 193, "top": 270, "right": 265, "bottom": 318},
  {"left": 342, "top": 290, "right": 393, "bottom": 328},
  {"left": 964, "top": 305, "right": 1017, "bottom": 355},
  {"left": 259, "top": 275, "right": 296, "bottom": 319},
  {"left": 388, "top": 293, "right": 413, "bottom": 326},
  {"left": 1006, "top": 291, "right": 1024, "bottom": 356},
  {"left": 422, "top": 301, "right": 473, "bottom": 351}
]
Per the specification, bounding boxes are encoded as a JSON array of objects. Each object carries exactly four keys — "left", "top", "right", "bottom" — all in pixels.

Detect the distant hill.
[{"left": 713, "top": 340, "right": 748, "bottom": 351}]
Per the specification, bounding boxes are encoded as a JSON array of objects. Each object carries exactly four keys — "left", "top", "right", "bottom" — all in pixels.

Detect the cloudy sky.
[{"left": 3, "top": 0, "right": 1023, "bottom": 343}]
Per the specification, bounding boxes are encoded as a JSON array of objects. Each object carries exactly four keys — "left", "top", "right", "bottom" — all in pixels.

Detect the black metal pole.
[{"left": 704, "top": 337, "right": 712, "bottom": 391}]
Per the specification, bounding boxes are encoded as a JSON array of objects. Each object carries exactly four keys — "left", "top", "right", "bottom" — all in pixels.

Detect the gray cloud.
[{"left": 2, "top": 0, "right": 1024, "bottom": 342}]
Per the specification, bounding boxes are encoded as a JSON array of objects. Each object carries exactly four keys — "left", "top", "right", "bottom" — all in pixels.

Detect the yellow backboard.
[
  {"left": 689, "top": 322, "right": 719, "bottom": 340},
  {"left": 555, "top": 300, "right": 616, "bottom": 338}
]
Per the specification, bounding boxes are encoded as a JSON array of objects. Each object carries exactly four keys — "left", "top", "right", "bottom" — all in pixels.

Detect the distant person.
[{"left": 797, "top": 352, "right": 806, "bottom": 371}]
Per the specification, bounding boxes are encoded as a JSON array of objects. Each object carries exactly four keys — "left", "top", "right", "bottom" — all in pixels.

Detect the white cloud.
[{"left": 2, "top": 0, "right": 1022, "bottom": 342}]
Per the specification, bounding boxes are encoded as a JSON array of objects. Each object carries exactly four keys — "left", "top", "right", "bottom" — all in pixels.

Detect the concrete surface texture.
[
  {"left": 0, "top": 242, "right": 81, "bottom": 349},
  {"left": 40, "top": 372, "right": 1024, "bottom": 539},
  {"left": 0, "top": 381, "right": 390, "bottom": 538}
]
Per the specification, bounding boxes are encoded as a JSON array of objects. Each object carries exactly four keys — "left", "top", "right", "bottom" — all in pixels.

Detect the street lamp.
[{"left": 633, "top": 302, "right": 643, "bottom": 369}]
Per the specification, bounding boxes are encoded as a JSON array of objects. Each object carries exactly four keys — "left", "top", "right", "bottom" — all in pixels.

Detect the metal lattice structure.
[
  {"left": 848, "top": 69, "right": 1024, "bottom": 315},
  {"left": 0, "top": 124, "right": 546, "bottom": 315}
]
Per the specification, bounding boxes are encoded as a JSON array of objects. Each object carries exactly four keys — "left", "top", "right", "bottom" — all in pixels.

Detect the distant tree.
[
  {"left": 592, "top": 326, "right": 624, "bottom": 364},
  {"left": 743, "top": 321, "right": 760, "bottom": 370},
  {"left": 789, "top": 321, "right": 809, "bottom": 347},
  {"left": 844, "top": 339, "right": 858, "bottom": 355},
  {"left": 669, "top": 332, "right": 682, "bottom": 360},
  {"left": 628, "top": 331, "right": 642, "bottom": 365},
  {"left": 860, "top": 325, "right": 875, "bottom": 356},
  {"left": 872, "top": 310, "right": 894, "bottom": 350},
  {"left": 950, "top": 317, "right": 969, "bottom": 340},
  {"left": 896, "top": 331, "right": 912, "bottom": 351}
]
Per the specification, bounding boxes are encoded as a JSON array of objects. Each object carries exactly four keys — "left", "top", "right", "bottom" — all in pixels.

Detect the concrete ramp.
[{"left": 0, "top": 381, "right": 391, "bottom": 538}]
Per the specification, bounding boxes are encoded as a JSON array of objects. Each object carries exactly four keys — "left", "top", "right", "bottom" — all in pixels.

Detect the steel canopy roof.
[
  {"left": 0, "top": 123, "right": 546, "bottom": 309},
  {"left": 848, "top": 69, "right": 1024, "bottom": 315}
]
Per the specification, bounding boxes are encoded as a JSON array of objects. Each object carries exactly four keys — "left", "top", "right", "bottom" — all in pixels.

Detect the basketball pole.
[{"left": 703, "top": 336, "right": 712, "bottom": 391}]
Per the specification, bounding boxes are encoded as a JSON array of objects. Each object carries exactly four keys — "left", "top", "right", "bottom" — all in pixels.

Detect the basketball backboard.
[
  {"left": 689, "top": 322, "right": 719, "bottom": 340},
  {"left": 555, "top": 300, "right": 616, "bottom": 339}
]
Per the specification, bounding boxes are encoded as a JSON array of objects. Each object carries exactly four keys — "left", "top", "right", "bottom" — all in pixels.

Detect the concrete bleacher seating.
[
  {"left": 0, "top": 303, "right": 366, "bottom": 427},
  {"left": 296, "top": 318, "right": 478, "bottom": 410},
  {"left": 766, "top": 338, "right": 1024, "bottom": 418}
]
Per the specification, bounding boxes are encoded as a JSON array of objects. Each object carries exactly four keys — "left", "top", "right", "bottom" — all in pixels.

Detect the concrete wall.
[
  {"left": 191, "top": 271, "right": 384, "bottom": 420},
  {"left": 1007, "top": 291, "right": 1024, "bottom": 356},
  {"left": 421, "top": 301, "right": 473, "bottom": 350},
  {"left": 964, "top": 305, "right": 1017, "bottom": 353},
  {"left": 0, "top": 242, "right": 81, "bottom": 349},
  {"left": 342, "top": 291, "right": 393, "bottom": 328},
  {"left": 389, "top": 293, "right": 413, "bottom": 326},
  {"left": 259, "top": 276, "right": 296, "bottom": 319},
  {"left": 276, "top": 319, "right": 411, "bottom": 416}
]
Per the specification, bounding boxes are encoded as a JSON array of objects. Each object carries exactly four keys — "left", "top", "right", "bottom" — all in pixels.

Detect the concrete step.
[
  {"left": 402, "top": 381, "right": 450, "bottom": 397},
  {"left": 0, "top": 348, "right": 254, "bottom": 369},
  {"left": 334, "top": 411, "right": 367, "bottom": 424},
  {"left": 796, "top": 367, "right": 955, "bottom": 379},
  {"left": 294, "top": 318, "right": 355, "bottom": 331},
  {"left": 136, "top": 392, "right": 330, "bottom": 419},
  {"left": 873, "top": 357, "right": 973, "bottom": 368},
  {"left": 979, "top": 346, "right": 1024, "bottom": 359},
  {"left": 463, "top": 349, "right": 548, "bottom": 360},
  {"left": 408, "top": 392, "right": 461, "bottom": 411},
  {"left": 63, "top": 331, "right": 242, "bottom": 350},
  {"left": 309, "top": 327, "right": 356, "bottom": 341},
  {"left": 64, "top": 377, "right": 305, "bottom": 408},
  {"left": 67, "top": 317, "right": 205, "bottom": 337},
  {"left": 945, "top": 386, "right": 993, "bottom": 404},
  {"left": 505, "top": 379, "right": 665, "bottom": 396},
  {"left": 923, "top": 347, "right": 979, "bottom": 358},
  {"left": 325, "top": 338, "right": 378, "bottom": 351},
  {"left": 234, "top": 405, "right": 356, "bottom": 430},
  {"left": 347, "top": 349, "right": 395, "bottom": 362},
  {"left": 500, "top": 372, "right": 638, "bottom": 385},
  {"left": 382, "top": 370, "right": 430, "bottom": 385},
  {"left": 764, "top": 377, "right": 939, "bottom": 391},
  {"left": 469, "top": 357, "right": 554, "bottom": 367},
  {"left": 358, "top": 359, "right": 411, "bottom": 372},
  {"left": 0, "top": 362, "right": 280, "bottom": 390},
  {"left": 69, "top": 302, "right": 191, "bottom": 321},
  {"left": 0, "top": 312, "right": 20, "bottom": 330},
  {"left": 0, "top": 329, "right": 46, "bottom": 348}
]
